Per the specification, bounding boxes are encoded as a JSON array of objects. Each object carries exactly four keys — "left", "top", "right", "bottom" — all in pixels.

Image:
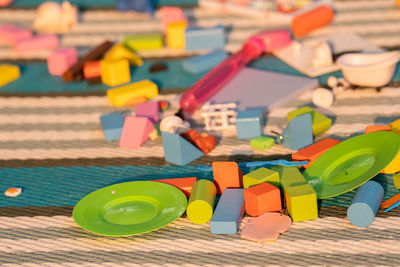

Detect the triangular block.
[
  {"left": 282, "top": 113, "right": 313, "bottom": 150},
  {"left": 161, "top": 132, "right": 204, "bottom": 165},
  {"left": 119, "top": 116, "right": 154, "bottom": 148}
]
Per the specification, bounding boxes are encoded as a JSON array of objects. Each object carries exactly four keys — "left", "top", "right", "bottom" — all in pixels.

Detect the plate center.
[
  {"left": 103, "top": 200, "right": 159, "bottom": 225},
  {"left": 327, "top": 154, "right": 375, "bottom": 186}
]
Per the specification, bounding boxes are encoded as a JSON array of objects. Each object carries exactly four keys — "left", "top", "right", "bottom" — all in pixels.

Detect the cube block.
[
  {"left": 0, "top": 64, "right": 20, "bottom": 87},
  {"left": 107, "top": 80, "right": 158, "bottom": 107},
  {"left": 288, "top": 106, "right": 332, "bottom": 136},
  {"left": 271, "top": 166, "right": 308, "bottom": 193},
  {"left": 185, "top": 26, "right": 225, "bottom": 51},
  {"left": 243, "top": 167, "right": 280, "bottom": 189},
  {"left": 182, "top": 50, "right": 228, "bottom": 74},
  {"left": 244, "top": 182, "right": 282, "bottom": 217},
  {"left": 104, "top": 43, "right": 143, "bottom": 66},
  {"left": 124, "top": 34, "right": 163, "bottom": 51},
  {"left": 0, "top": 24, "right": 32, "bottom": 45},
  {"left": 83, "top": 61, "right": 101, "bottom": 79},
  {"left": 119, "top": 116, "right": 154, "bottom": 148},
  {"left": 161, "top": 132, "right": 204, "bottom": 165},
  {"left": 210, "top": 189, "right": 245, "bottom": 234},
  {"left": 166, "top": 21, "right": 187, "bottom": 49},
  {"left": 101, "top": 59, "right": 131, "bottom": 87},
  {"left": 100, "top": 111, "right": 129, "bottom": 141},
  {"left": 282, "top": 113, "right": 313, "bottom": 150},
  {"left": 212, "top": 161, "right": 243, "bottom": 194},
  {"left": 153, "top": 177, "right": 197, "bottom": 197},
  {"left": 47, "top": 48, "right": 78, "bottom": 76},
  {"left": 135, "top": 101, "right": 159, "bottom": 124},
  {"left": 15, "top": 34, "right": 59, "bottom": 53},
  {"left": 250, "top": 136, "right": 275, "bottom": 150},
  {"left": 236, "top": 108, "right": 263, "bottom": 139},
  {"left": 285, "top": 184, "right": 318, "bottom": 222},
  {"left": 292, "top": 138, "right": 341, "bottom": 167}
]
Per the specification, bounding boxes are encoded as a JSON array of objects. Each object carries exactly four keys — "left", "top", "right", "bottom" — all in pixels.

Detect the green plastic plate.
[
  {"left": 73, "top": 181, "right": 187, "bottom": 236},
  {"left": 303, "top": 131, "right": 400, "bottom": 199}
]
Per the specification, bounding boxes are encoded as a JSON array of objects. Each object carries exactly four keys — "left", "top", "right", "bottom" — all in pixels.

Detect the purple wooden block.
[{"left": 135, "top": 101, "right": 159, "bottom": 123}]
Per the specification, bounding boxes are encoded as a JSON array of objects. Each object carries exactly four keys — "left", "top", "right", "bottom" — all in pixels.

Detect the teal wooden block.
[
  {"left": 100, "top": 111, "right": 130, "bottom": 141},
  {"left": 161, "top": 131, "right": 204, "bottom": 165},
  {"left": 182, "top": 50, "right": 228, "bottom": 74},
  {"left": 282, "top": 113, "right": 313, "bottom": 150},
  {"left": 210, "top": 189, "right": 245, "bottom": 234},
  {"left": 236, "top": 108, "right": 263, "bottom": 140},
  {"left": 185, "top": 26, "right": 225, "bottom": 52}
]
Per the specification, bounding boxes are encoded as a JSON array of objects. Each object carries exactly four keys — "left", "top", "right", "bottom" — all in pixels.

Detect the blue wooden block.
[
  {"left": 282, "top": 113, "right": 313, "bottom": 150},
  {"left": 116, "top": 0, "right": 155, "bottom": 14},
  {"left": 185, "top": 26, "right": 225, "bottom": 52},
  {"left": 161, "top": 131, "right": 204, "bottom": 165},
  {"left": 347, "top": 181, "right": 384, "bottom": 227},
  {"left": 100, "top": 111, "right": 130, "bottom": 141},
  {"left": 210, "top": 189, "right": 245, "bottom": 234},
  {"left": 236, "top": 108, "right": 263, "bottom": 140},
  {"left": 182, "top": 50, "right": 228, "bottom": 74}
]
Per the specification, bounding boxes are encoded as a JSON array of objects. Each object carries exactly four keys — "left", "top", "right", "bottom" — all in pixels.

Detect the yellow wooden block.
[
  {"left": 383, "top": 150, "right": 400, "bottom": 174},
  {"left": 288, "top": 106, "right": 332, "bottom": 136},
  {"left": 124, "top": 34, "right": 164, "bottom": 51},
  {"left": 271, "top": 166, "right": 308, "bottom": 194},
  {"left": 104, "top": 44, "right": 143, "bottom": 66},
  {"left": 0, "top": 64, "right": 20, "bottom": 87},
  {"left": 285, "top": 184, "right": 318, "bottom": 222},
  {"left": 167, "top": 21, "right": 186, "bottom": 49},
  {"left": 390, "top": 119, "right": 400, "bottom": 135},
  {"left": 101, "top": 59, "right": 131, "bottom": 87},
  {"left": 393, "top": 172, "right": 400, "bottom": 188},
  {"left": 107, "top": 80, "right": 158, "bottom": 107},
  {"left": 243, "top": 167, "right": 280, "bottom": 189}
]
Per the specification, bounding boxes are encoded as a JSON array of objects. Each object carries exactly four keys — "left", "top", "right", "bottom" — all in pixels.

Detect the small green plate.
[
  {"left": 303, "top": 131, "right": 400, "bottom": 199},
  {"left": 73, "top": 181, "right": 187, "bottom": 236}
]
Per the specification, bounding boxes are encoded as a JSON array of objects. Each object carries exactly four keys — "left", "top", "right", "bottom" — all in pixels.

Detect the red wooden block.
[
  {"left": 212, "top": 161, "right": 242, "bottom": 194},
  {"left": 244, "top": 182, "right": 281, "bottom": 217},
  {"left": 153, "top": 177, "right": 197, "bottom": 197},
  {"left": 83, "top": 61, "right": 101, "bottom": 79},
  {"left": 119, "top": 116, "right": 154, "bottom": 148},
  {"left": 292, "top": 138, "right": 341, "bottom": 168},
  {"left": 365, "top": 125, "right": 391, "bottom": 134}
]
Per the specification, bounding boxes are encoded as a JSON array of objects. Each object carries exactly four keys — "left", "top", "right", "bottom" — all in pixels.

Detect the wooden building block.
[
  {"left": 236, "top": 108, "right": 263, "bottom": 140},
  {"left": 288, "top": 106, "right": 332, "bottom": 136},
  {"left": 160, "top": 6, "right": 187, "bottom": 33},
  {"left": 185, "top": 26, "right": 225, "bottom": 51},
  {"left": 390, "top": 119, "right": 400, "bottom": 135},
  {"left": 250, "top": 136, "right": 275, "bottom": 150},
  {"left": 282, "top": 113, "right": 313, "bottom": 150},
  {"left": 210, "top": 189, "right": 245, "bottom": 234},
  {"left": 15, "top": 34, "right": 59, "bottom": 53},
  {"left": 124, "top": 34, "right": 163, "bottom": 51},
  {"left": 186, "top": 180, "right": 217, "bottom": 224},
  {"left": 107, "top": 79, "right": 158, "bottom": 107},
  {"left": 212, "top": 161, "right": 242, "bottom": 194},
  {"left": 166, "top": 21, "right": 187, "bottom": 49},
  {"left": 394, "top": 173, "right": 400, "bottom": 189},
  {"left": 153, "top": 177, "right": 197, "bottom": 197},
  {"left": 244, "top": 182, "right": 282, "bottom": 217},
  {"left": 292, "top": 138, "right": 341, "bottom": 167},
  {"left": 0, "top": 64, "right": 20, "bottom": 87},
  {"left": 383, "top": 150, "right": 400, "bottom": 174},
  {"left": 271, "top": 166, "right": 308, "bottom": 193},
  {"left": 182, "top": 50, "right": 228, "bottom": 74},
  {"left": 116, "top": 0, "right": 154, "bottom": 15},
  {"left": 47, "top": 47, "right": 78, "bottom": 76},
  {"left": 285, "top": 184, "right": 318, "bottom": 222},
  {"left": 83, "top": 61, "right": 101, "bottom": 79},
  {"left": 101, "top": 59, "right": 131, "bottom": 87},
  {"left": 104, "top": 43, "right": 143, "bottom": 66},
  {"left": 243, "top": 167, "right": 280, "bottom": 189},
  {"left": 100, "top": 111, "right": 129, "bottom": 141},
  {"left": 0, "top": 24, "right": 32, "bottom": 45},
  {"left": 135, "top": 101, "right": 159, "bottom": 124},
  {"left": 161, "top": 132, "right": 204, "bottom": 165},
  {"left": 365, "top": 125, "right": 391, "bottom": 134},
  {"left": 119, "top": 116, "right": 154, "bottom": 148}
]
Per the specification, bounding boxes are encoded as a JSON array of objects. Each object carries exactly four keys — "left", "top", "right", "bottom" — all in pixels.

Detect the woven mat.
[{"left": 2, "top": 0, "right": 400, "bottom": 265}]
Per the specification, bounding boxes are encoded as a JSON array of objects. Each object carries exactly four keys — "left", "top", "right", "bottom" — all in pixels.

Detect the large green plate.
[
  {"left": 73, "top": 181, "right": 187, "bottom": 236},
  {"left": 303, "top": 131, "right": 400, "bottom": 199}
]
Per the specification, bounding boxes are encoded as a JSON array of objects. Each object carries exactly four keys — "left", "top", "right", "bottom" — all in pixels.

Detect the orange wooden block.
[
  {"left": 244, "top": 182, "right": 281, "bottom": 217},
  {"left": 291, "top": 5, "right": 334, "bottom": 37},
  {"left": 212, "top": 161, "right": 243, "bottom": 194},
  {"left": 153, "top": 177, "right": 197, "bottom": 197},
  {"left": 381, "top": 193, "right": 400, "bottom": 209},
  {"left": 83, "top": 61, "right": 101, "bottom": 79},
  {"left": 292, "top": 138, "right": 341, "bottom": 168},
  {"left": 365, "top": 125, "right": 391, "bottom": 134}
]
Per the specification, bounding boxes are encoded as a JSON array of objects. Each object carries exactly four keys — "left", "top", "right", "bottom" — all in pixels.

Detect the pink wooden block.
[
  {"left": 135, "top": 101, "right": 159, "bottom": 123},
  {"left": 160, "top": 7, "right": 187, "bottom": 33},
  {"left": 119, "top": 116, "right": 155, "bottom": 148},
  {"left": 0, "top": 25, "right": 32, "bottom": 45},
  {"left": 47, "top": 48, "right": 78, "bottom": 76},
  {"left": 14, "top": 35, "right": 59, "bottom": 53}
]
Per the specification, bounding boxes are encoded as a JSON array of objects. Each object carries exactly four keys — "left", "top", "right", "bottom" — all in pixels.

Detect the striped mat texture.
[{"left": 2, "top": 0, "right": 400, "bottom": 265}]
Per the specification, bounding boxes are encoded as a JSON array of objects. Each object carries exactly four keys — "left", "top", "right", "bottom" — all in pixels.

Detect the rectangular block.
[
  {"left": 182, "top": 50, "right": 228, "bottom": 74},
  {"left": 153, "top": 177, "right": 197, "bottom": 197},
  {"left": 212, "top": 161, "right": 242, "bottom": 194},
  {"left": 285, "top": 184, "right": 318, "bottom": 222},
  {"left": 47, "top": 48, "right": 78, "bottom": 76},
  {"left": 101, "top": 59, "right": 131, "bottom": 87},
  {"left": 270, "top": 166, "right": 308, "bottom": 194},
  {"left": 292, "top": 138, "right": 341, "bottom": 168},
  {"left": 244, "top": 182, "right": 281, "bottom": 216},
  {"left": 210, "top": 189, "right": 245, "bottom": 234},
  {"left": 0, "top": 64, "right": 20, "bottom": 87},
  {"left": 0, "top": 24, "right": 32, "bottom": 45},
  {"left": 83, "top": 61, "right": 101, "bottom": 79},
  {"left": 185, "top": 26, "right": 225, "bottom": 51},
  {"left": 167, "top": 21, "right": 187, "bottom": 49},
  {"left": 15, "top": 35, "right": 59, "bottom": 53},
  {"left": 365, "top": 125, "right": 391, "bottom": 134},
  {"left": 116, "top": 0, "right": 154, "bottom": 14},
  {"left": 100, "top": 111, "right": 129, "bottom": 141},
  {"left": 236, "top": 108, "right": 263, "bottom": 140},
  {"left": 124, "top": 34, "right": 163, "bottom": 51},
  {"left": 135, "top": 101, "right": 159, "bottom": 124},
  {"left": 243, "top": 167, "right": 280, "bottom": 189},
  {"left": 107, "top": 80, "right": 158, "bottom": 107}
]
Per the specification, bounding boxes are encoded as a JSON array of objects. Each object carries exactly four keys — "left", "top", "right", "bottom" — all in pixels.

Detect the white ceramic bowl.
[{"left": 336, "top": 51, "right": 400, "bottom": 87}]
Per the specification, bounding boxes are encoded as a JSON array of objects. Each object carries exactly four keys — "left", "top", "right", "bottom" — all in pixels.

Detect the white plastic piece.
[
  {"left": 159, "top": 115, "right": 190, "bottom": 134},
  {"left": 201, "top": 102, "right": 237, "bottom": 131},
  {"left": 4, "top": 187, "right": 22, "bottom": 197},
  {"left": 312, "top": 87, "right": 334, "bottom": 108},
  {"left": 33, "top": 1, "right": 78, "bottom": 33},
  {"left": 312, "top": 41, "right": 333, "bottom": 68}
]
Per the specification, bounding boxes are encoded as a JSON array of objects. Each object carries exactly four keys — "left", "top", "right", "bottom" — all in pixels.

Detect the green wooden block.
[
  {"left": 124, "top": 34, "right": 164, "bottom": 51},
  {"left": 285, "top": 184, "right": 318, "bottom": 222},
  {"left": 287, "top": 106, "right": 331, "bottom": 136},
  {"left": 393, "top": 172, "right": 400, "bottom": 188},
  {"left": 243, "top": 167, "right": 280, "bottom": 189},
  {"left": 250, "top": 136, "right": 275, "bottom": 150},
  {"left": 270, "top": 166, "right": 308, "bottom": 193}
]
